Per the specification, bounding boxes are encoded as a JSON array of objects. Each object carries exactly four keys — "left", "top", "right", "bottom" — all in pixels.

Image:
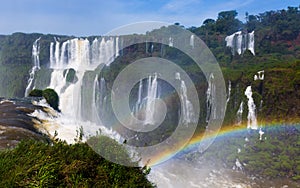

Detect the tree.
[
  {"left": 42, "top": 88, "right": 60, "bottom": 111},
  {"left": 216, "top": 10, "right": 242, "bottom": 34}
]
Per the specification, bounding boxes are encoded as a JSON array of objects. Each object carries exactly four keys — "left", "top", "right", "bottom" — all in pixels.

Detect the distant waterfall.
[
  {"left": 244, "top": 86, "right": 258, "bottom": 129},
  {"left": 92, "top": 75, "right": 101, "bottom": 124},
  {"left": 48, "top": 37, "right": 119, "bottom": 119},
  {"left": 190, "top": 34, "right": 195, "bottom": 48},
  {"left": 144, "top": 74, "right": 159, "bottom": 125},
  {"left": 131, "top": 74, "right": 160, "bottom": 125},
  {"left": 225, "top": 31, "right": 255, "bottom": 55},
  {"left": 131, "top": 72, "right": 195, "bottom": 126},
  {"left": 91, "top": 75, "right": 107, "bottom": 124},
  {"left": 25, "top": 37, "right": 41, "bottom": 97},
  {"left": 254, "top": 70, "right": 264, "bottom": 81},
  {"left": 206, "top": 73, "right": 216, "bottom": 122},
  {"left": 168, "top": 37, "right": 174, "bottom": 47},
  {"left": 236, "top": 101, "right": 244, "bottom": 125},
  {"left": 226, "top": 80, "right": 231, "bottom": 103},
  {"left": 176, "top": 72, "right": 195, "bottom": 124}
]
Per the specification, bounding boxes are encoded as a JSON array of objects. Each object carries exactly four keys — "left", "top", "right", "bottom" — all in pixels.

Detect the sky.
[{"left": 0, "top": 0, "right": 299, "bottom": 36}]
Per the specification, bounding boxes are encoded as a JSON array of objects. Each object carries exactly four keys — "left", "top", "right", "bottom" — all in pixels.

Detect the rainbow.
[{"left": 148, "top": 121, "right": 300, "bottom": 167}]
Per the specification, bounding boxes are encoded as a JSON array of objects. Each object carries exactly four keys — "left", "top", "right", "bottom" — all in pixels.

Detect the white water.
[
  {"left": 25, "top": 37, "right": 41, "bottom": 96},
  {"left": 168, "top": 37, "right": 174, "bottom": 47},
  {"left": 28, "top": 36, "right": 120, "bottom": 142},
  {"left": 92, "top": 75, "right": 101, "bottom": 124},
  {"left": 244, "top": 86, "right": 258, "bottom": 129},
  {"left": 190, "top": 34, "right": 195, "bottom": 48},
  {"left": 206, "top": 73, "right": 216, "bottom": 122},
  {"left": 49, "top": 37, "right": 119, "bottom": 119},
  {"left": 226, "top": 80, "right": 231, "bottom": 103},
  {"left": 236, "top": 101, "right": 244, "bottom": 125},
  {"left": 131, "top": 73, "right": 164, "bottom": 126},
  {"left": 248, "top": 31, "right": 255, "bottom": 55},
  {"left": 225, "top": 31, "right": 255, "bottom": 55},
  {"left": 131, "top": 72, "right": 195, "bottom": 126},
  {"left": 144, "top": 74, "right": 159, "bottom": 125},
  {"left": 148, "top": 158, "right": 251, "bottom": 188},
  {"left": 176, "top": 72, "right": 195, "bottom": 124},
  {"left": 30, "top": 101, "right": 122, "bottom": 144},
  {"left": 259, "top": 128, "right": 265, "bottom": 141},
  {"left": 254, "top": 70, "right": 264, "bottom": 81}
]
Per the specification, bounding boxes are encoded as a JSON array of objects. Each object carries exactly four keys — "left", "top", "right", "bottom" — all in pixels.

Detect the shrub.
[
  {"left": 28, "top": 89, "right": 43, "bottom": 97},
  {"left": 0, "top": 139, "right": 154, "bottom": 187},
  {"left": 42, "top": 88, "right": 59, "bottom": 111}
]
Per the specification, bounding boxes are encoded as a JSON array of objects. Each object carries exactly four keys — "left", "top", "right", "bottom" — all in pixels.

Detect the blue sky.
[{"left": 0, "top": 0, "right": 299, "bottom": 36}]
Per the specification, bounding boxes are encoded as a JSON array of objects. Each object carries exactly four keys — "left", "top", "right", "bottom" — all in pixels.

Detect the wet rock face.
[{"left": 0, "top": 98, "right": 48, "bottom": 149}]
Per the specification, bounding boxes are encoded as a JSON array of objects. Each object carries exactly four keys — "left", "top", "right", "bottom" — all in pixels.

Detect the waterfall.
[
  {"left": 236, "top": 101, "right": 244, "bottom": 125},
  {"left": 190, "top": 34, "right": 195, "bottom": 48},
  {"left": 131, "top": 73, "right": 165, "bottom": 126},
  {"left": 206, "top": 73, "right": 216, "bottom": 122},
  {"left": 48, "top": 37, "right": 119, "bottom": 119},
  {"left": 91, "top": 38, "right": 100, "bottom": 64},
  {"left": 248, "top": 31, "right": 255, "bottom": 55},
  {"left": 226, "top": 80, "right": 231, "bottom": 103},
  {"left": 99, "top": 77, "right": 107, "bottom": 119},
  {"left": 244, "top": 86, "right": 258, "bottom": 130},
  {"left": 176, "top": 72, "right": 195, "bottom": 124},
  {"left": 136, "top": 79, "right": 143, "bottom": 113},
  {"left": 25, "top": 37, "right": 41, "bottom": 97},
  {"left": 92, "top": 75, "right": 101, "bottom": 124},
  {"left": 254, "top": 70, "right": 264, "bottom": 81},
  {"left": 150, "top": 44, "right": 154, "bottom": 53},
  {"left": 168, "top": 37, "right": 174, "bottom": 47},
  {"left": 225, "top": 31, "right": 255, "bottom": 56},
  {"left": 144, "top": 74, "right": 159, "bottom": 125}
]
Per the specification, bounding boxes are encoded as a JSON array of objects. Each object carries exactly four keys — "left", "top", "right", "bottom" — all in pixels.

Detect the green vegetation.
[
  {"left": 194, "top": 125, "right": 300, "bottom": 181},
  {"left": 0, "top": 139, "right": 154, "bottom": 187},
  {"left": 0, "top": 5, "right": 299, "bottom": 186},
  {"left": 42, "top": 88, "right": 59, "bottom": 111},
  {"left": 0, "top": 6, "right": 299, "bottom": 123},
  {"left": 29, "top": 88, "right": 59, "bottom": 111},
  {"left": 28, "top": 88, "right": 43, "bottom": 97}
]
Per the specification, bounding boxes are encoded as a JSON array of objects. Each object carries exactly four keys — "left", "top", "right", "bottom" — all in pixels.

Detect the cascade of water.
[
  {"left": 136, "top": 79, "right": 143, "bottom": 111},
  {"left": 226, "top": 80, "right": 231, "bottom": 103},
  {"left": 92, "top": 74, "right": 101, "bottom": 124},
  {"left": 190, "top": 34, "right": 195, "bottom": 48},
  {"left": 49, "top": 42, "right": 55, "bottom": 69},
  {"left": 150, "top": 44, "right": 154, "bottom": 53},
  {"left": 48, "top": 37, "right": 119, "bottom": 120},
  {"left": 98, "top": 37, "right": 117, "bottom": 66},
  {"left": 176, "top": 72, "right": 195, "bottom": 124},
  {"left": 236, "top": 101, "right": 244, "bottom": 125},
  {"left": 236, "top": 31, "right": 243, "bottom": 55},
  {"left": 206, "top": 73, "right": 216, "bottom": 122},
  {"left": 257, "top": 70, "right": 264, "bottom": 80},
  {"left": 99, "top": 77, "right": 107, "bottom": 117},
  {"left": 144, "top": 74, "right": 159, "bottom": 125},
  {"left": 54, "top": 40, "right": 60, "bottom": 67},
  {"left": 25, "top": 37, "right": 41, "bottom": 97},
  {"left": 91, "top": 38, "right": 100, "bottom": 65},
  {"left": 225, "top": 31, "right": 255, "bottom": 56},
  {"left": 254, "top": 70, "right": 264, "bottom": 81},
  {"left": 115, "top": 37, "right": 119, "bottom": 57},
  {"left": 168, "top": 37, "right": 174, "bottom": 47},
  {"left": 259, "top": 128, "right": 264, "bottom": 140},
  {"left": 248, "top": 31, "right": 255, "bottom": 55},
  {"left": 244, "top": 86, "right": 258, "bottom": 130}
]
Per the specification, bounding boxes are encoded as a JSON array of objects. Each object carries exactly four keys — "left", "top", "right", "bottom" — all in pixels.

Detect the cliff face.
[{"left": 0, "top": 6, "right": 299, "bottom": 124}]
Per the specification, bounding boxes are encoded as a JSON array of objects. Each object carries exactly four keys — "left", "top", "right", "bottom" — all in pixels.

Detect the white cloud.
[{"left": 162, "top": 0, "right": 201, "bottom": 13}]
